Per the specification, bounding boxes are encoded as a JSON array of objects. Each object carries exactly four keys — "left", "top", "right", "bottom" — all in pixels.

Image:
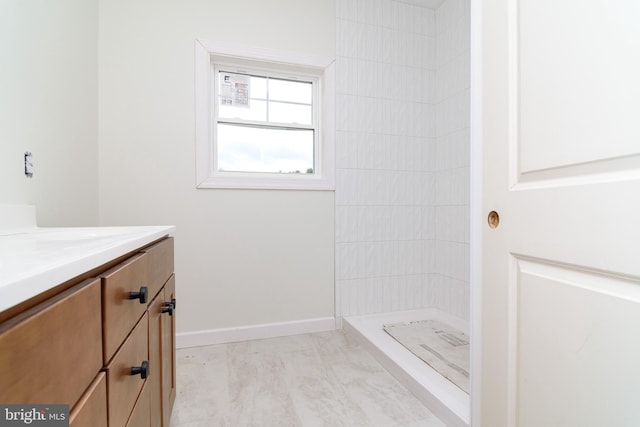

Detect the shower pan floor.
[
  {"left": 343, "top": 309, "right": 470, "bottom": 427},
  {"left": 383, "top": 319, "right": 470, "bottom": 393}
]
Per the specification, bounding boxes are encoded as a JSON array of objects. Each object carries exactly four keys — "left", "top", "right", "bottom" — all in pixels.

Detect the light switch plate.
[{"left": 24, "top": 151, "right": 33, "bottom": 177}]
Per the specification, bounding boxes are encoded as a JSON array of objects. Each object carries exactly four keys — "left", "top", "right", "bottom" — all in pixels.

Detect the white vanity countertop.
[{"left": 0, "top": 225, "right": 175, "bottom": 313}]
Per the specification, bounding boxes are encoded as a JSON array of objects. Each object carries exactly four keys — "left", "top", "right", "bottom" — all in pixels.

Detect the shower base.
[
  {"left": 343, "top": 309, "right": 470, "bottom": 427},
  {"left": 384, "top": 319, "right": 470, "bottom": 393}
]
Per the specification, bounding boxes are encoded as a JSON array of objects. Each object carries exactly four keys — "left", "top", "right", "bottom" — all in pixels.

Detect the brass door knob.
[{"left": 488, "top": 211, "right": 500, "bottom": 228}]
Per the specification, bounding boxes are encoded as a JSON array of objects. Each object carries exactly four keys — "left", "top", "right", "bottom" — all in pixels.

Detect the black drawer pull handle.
[
  {"left": 162, "top": 302, "right": 173, "bottom": 316},
  {"left": 129, "top": 286, "right": 148, "bottom": 304},
  {"left": 131, "top": 360, "right": 149, "bottom": 379},
  {"left": 171, "top": 298, "right": 176, "bottom": 309}
]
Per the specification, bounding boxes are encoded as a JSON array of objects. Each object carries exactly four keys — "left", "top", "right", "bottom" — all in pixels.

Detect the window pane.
[
  {"left": 250, "top": 76, "right": 267, "bottom": 99},
  {"left": 219, "top": 100, "right": 267, "bottom": 121},
  {"left": 269, "top": 78, "right": 312, "bottom": 104},
  {"left": 217, "top": 124, "right": 314, "bottom": 174},
  {"left": 269, "top": 102, "right": 312, "bottom": 125}
]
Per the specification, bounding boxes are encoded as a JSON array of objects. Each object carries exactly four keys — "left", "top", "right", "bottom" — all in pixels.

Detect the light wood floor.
[{"left": 169, "top": 330, "right": 446, "bottom": 426}]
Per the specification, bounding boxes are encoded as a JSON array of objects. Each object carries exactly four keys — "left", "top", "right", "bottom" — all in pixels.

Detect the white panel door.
[{"left": 481, "top": 0, "right": 640, "bottom": 426}]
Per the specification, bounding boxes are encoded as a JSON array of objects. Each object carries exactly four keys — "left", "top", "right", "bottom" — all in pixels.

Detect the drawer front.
[
  {"left": 102, "top": 253, "right": 148, "bottom": 363},
  {"left": 105, "top": 312, "right": 149, "bottom": 427},
  {"left": 142, "top": 237, "right": 174, "bottom": 300},
  {"left": 0, "top": 279, "right": 102, "bottom": 406},
  {"left": 125, "top": 380, "right": 151, "bottom": 427},
  {"left": 70, "top": 372, "right": 107, "bottom": 427}
]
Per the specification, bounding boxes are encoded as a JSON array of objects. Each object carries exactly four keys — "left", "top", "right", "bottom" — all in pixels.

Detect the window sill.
[{"left": 196, "top": 174, "right": 335, "bottom": 191}]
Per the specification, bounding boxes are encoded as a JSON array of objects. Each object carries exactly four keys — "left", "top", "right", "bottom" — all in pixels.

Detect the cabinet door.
[
  {"left": 148, "top": 292, "right": 163, "bottom": 427},
  {"left": 161, "top": 275, "right": 176, "bottom": 426}
]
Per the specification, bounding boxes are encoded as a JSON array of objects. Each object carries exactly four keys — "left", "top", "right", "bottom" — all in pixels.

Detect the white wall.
[
  {"left": 0, "top": 0, "right": 99, "bottom": 226},
  {"left": 98, "top": 0, "right": 336, "bottom": 336}
]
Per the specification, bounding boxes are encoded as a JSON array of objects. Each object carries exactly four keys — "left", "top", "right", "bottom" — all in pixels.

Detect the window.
[
  {"left": 216, "top": 69, "right": 316, "bottom": 174},
  {"left": 195, "top": 40, "right": 335, "bottom": 190}
]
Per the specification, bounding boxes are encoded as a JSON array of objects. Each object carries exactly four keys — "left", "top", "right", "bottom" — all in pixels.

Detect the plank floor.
[{"left": 169, "top": 330, "right": 446, "bottom": 427}]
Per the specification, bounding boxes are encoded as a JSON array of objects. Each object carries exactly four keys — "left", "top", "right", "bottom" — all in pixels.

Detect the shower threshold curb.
[{"left": 343, "top": 309, "right": 470, "bottom": 427}]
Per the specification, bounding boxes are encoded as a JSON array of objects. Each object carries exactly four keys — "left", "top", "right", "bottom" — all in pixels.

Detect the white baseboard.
[{"left": 176, "top": 317, "right": 336, "bottom": 349}]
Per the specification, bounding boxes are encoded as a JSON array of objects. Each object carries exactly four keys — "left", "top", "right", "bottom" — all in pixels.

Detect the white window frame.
[{"left": 195, "top": 39, "right": 335, "bottom": 190}]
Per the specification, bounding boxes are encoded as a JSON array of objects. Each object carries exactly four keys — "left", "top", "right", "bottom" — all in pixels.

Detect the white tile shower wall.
[
  {"left": 434, "top": 0, "right": 470, "bottom": 320},
  {"left": 335, "top": 0, "right": 469, "bottom": 321},
  {"left": 335, "top": 0, "right": 437, "bottom": 318}
]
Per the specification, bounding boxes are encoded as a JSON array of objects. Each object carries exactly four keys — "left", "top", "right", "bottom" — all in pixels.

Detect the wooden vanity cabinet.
[{"left": 0, "top": 236, "right": 175, "bottom": 427}]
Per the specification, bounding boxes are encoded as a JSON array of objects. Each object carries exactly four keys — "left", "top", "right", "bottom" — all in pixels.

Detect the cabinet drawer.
[
  {"left": 70, "top": 372, "right": 107, "bottom": 427},
  {"left": 126, "top": 380, "right": 151, "bottom": 427},
  {"left": 105, "top": 312, "right": 149, "bottom": 427},
  {"left": 142, "top": 237, "right": 174, "bottom": 300},
  {"left": 0, "top": 279, "right": 102, "bottom": 406},
  {"left": 102, "top": 253, "right": 149, "bottom": 363}
]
